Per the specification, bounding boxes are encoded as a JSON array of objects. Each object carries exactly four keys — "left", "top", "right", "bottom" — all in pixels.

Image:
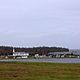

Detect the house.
[
  {"left": 48, "top": 52, "right": 71, "bottom": 58},
  {"left": 13, "top": 48, "right": 29, "bottom": 59},
  {"left": 35, "top": 54, "right": 39, "bottom": 58},
  {"left": 34, "top": 54, "right": 47, "bottom": 58}
]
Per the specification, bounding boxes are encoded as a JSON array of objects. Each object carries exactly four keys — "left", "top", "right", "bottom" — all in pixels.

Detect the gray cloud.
[{"left": 0, "top": 0, "right": 80, "bottom": 49}]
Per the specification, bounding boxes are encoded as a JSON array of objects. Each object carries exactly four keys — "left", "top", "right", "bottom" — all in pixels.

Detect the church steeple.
[{"left": 13, "top": 47, "right": 15, "bottom": 53}]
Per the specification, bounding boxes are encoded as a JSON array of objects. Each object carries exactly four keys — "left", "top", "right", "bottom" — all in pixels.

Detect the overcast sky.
[{"left": 0, "top": 0, "right": 80, "bottom": 49}]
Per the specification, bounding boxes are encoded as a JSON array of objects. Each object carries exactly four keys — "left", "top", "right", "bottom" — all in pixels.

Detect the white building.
[
  {"left": 35, "top": 54, "right": 39, "bottom": 58},
  {"left": 34, "top": 54, "right": 47, "bottom": 58},
  {"left": 13, "top": 48, "right": 29, "bottom": 59}
]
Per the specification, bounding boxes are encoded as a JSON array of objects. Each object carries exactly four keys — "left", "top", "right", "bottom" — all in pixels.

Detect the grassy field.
[{"left": 0, "top": 62, "right": 80, "bottom": 80}]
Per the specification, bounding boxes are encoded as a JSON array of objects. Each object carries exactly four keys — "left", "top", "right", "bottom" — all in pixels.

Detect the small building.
[
  {"left": 34, "top": 54, "right": 47, "bottom": 58},
  {"left": 35, "top": 54, "right": 39, "bottom": 58}
]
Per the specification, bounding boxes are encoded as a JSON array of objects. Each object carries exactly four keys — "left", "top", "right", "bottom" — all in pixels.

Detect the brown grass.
[{"left": 0, "top": 62, "right": 80, "bottom": 80}]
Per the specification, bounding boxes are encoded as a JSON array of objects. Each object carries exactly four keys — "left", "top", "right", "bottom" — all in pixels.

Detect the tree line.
[{"left": 0, "top": 46, "right": 69, "bottom": 56}]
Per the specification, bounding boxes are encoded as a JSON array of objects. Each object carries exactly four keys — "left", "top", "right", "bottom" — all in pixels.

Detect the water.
[{"left": 0, "top": 58, "right": 80, "bottom": 63}]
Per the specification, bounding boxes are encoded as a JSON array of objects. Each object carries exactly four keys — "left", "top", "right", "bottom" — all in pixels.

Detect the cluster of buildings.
[{"left": 0, "top": 48, "right": 80, "bottom": 59}]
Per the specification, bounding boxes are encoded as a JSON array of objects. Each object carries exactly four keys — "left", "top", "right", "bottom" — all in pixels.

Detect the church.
[{"left": 13, "top": 48, "right": 29, "bottom": 59}]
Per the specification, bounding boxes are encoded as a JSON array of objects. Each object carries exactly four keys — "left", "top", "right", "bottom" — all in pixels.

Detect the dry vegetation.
[{"left": 0, "top": 62, "right": 80, "bottom": 80}]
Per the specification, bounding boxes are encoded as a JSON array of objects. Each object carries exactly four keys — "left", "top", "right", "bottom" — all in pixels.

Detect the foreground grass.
[{"left": 0, "top": 62, "right": 80, "bottom": 80}]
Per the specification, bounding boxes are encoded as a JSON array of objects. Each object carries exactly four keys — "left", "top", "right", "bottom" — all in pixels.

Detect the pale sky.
[{"left": 0, "top": 0, "right": 80, "bottom": 49}]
